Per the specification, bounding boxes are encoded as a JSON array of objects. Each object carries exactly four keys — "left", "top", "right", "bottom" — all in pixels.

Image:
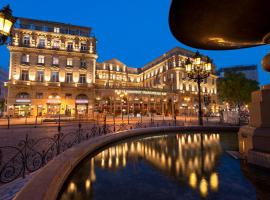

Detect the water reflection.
[{"left": 60, "top": 133, "right": 228, "bottom": 199}]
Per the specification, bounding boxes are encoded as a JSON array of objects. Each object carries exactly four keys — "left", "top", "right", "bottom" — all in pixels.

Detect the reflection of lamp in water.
[
  {"left": 85, "top": 179, "right": 91, "bottom": 191},
  {"left": 199, "top": 178, "right": 208, "bottom": 197},
  {"left": 210, "top": 172, "right": 219, "bottom": 191},
  {"left": 68, "top": 182, "right": 76, "bottom": 193},
  {"left": 189, "top": 172, "right": 197, "bottom": 189},
  {"left": 90, "top": 158, "right": 96, "bottom": 182}
]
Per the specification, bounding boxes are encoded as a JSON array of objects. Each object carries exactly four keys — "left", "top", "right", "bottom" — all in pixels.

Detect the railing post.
[
  {"left": 7, "top": 116, "right": 10, "bottom": 129},
  {"left": 35, "top": 115, "right": 38, "bottom": 128}
]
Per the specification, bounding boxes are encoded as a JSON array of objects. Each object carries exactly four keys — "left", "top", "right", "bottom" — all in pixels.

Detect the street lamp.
[
  {"left": 0, "top": 5, "right": 16, "bottom": 45},
  {"left": 185, "top": 51, "right": 212, "bottom": 126},
  {"left": 117, "top": 91, "right": 127, "bottom": 123}
]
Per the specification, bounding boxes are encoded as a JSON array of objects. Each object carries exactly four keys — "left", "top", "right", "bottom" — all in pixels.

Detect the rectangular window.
[
  {"left": 38, "top": 55, "right": 45, "bottom": 64},
  {"left": 52, "top": 57, "right": 59, "bottom": 65},
  {"left": 54, "top": 27, "right": 60, "bottom": 33},
  {"left": 65, "top": 73, "right": 73, "bottom": 83},
  {"left": 36, "top": 93, "right": 43, "bottom": 99},
  {"left": 212, "top": 79, "right": 215, "bottom": 85},
  {"left": 39, "top": 38, "right": 45, "bottom": 48},
  {"left": 67, "top": 42, "right": 73, "bottom": 51},
  {"left": 79, "top": 74, "right": 86, "bottom": 84},
  {"left": 51, "top": 71, "right": 59, "bottom": 82},
  {"left": 21, "top": 70, "right": 29, "bottom": 81},
  {"left": 23, "top": 36, "right": 30, "bottom": 46},
  {"left": 80, "top": 43, "right": 87, "bottom": 51},
  {"left": 80, "top": 60, "right": 86, "bottom": 68},
  {"left": 22, "top": 54, "right": 30, "bottom": 63},
  {"left": 37, "top": 71, "right": 44, "bottom": 82},
  {"left": 67, "top": 58, "right": 73, "bottom": 66}
]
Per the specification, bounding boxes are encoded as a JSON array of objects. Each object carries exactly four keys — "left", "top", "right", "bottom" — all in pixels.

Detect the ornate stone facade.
[{"left": 6, "top": 18, "right": 218, "bottom": 118}]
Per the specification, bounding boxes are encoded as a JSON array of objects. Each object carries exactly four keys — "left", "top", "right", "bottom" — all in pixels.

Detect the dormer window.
[
  {"left": 67, "top": 42, "right": 73, "bottom": 51},
  {"left": 39, "top": 38, "right": 45, "bottom": 48},
  {"left": 53, "top": 40, "right": 60, "bottom": 49},
  {"left": 54, "top": 27, "right": 60, "bottom": 33},
  {"left": 80, "top": 43, "right": 87, "bottom": 51},
  {"left": 23, "top": 36, "right": 30, "bottom": 46}
]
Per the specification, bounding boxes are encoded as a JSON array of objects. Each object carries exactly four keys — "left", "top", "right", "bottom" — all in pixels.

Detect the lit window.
[
  {"left": 65, "top": 73, "right": 73, "bottom": 83},
  {"left": 54, "top": 27, "right": 60, "bottom": 33},
  {"left": 67, "top": 58, "right": 73, "bottom": 66},
  {"left": 116, "top": 65, "right": 119, "bottom": 71},
  {"left": 21, "top": 70, "right": 29, "bottom": 81},
  {"left": 37, "top": 71, "right": 44, "bottom": 82},
  {"left": 53, "top": 40, "right": 60, "bottom": 49},
  {"left": 38, "top": 55, "right": 45, "bottom": 64},
  {"left": 53, "top": 57, "right": 59, "bottom": 65}
]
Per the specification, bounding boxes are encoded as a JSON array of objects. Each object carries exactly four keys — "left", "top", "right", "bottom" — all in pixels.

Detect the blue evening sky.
[{"left": 0, "top": 0, "right": 269, "bottom": 85}]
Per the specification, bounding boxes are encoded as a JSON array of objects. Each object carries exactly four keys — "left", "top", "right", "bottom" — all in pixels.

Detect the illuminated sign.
[
  {"left": 76, "top": 99, "right": 89, "bottom": 104},
  {"left": 16, "top": 99, "right": 31, "bottom": 103},
  {"left": 115, "top": 90, "right": 166, "bottom": 96},
  {"left": 47, "top": 99, "right": 61, "bottom": 104}
]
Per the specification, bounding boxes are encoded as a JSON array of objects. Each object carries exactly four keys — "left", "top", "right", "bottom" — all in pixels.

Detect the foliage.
[{"left": 217, "top": 72, "right": 259, "bottom": 106}]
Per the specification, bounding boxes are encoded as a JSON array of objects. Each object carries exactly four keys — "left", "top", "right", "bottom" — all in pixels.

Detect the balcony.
[
  {"left": 21, "top": 61, "right": 30, "bottom": 66},
  {"left": 67, "top": 47, "right": 73, "bottom": 52},
  {"left": 37, "top": 63, "right": 45, "bottom": 67},
  {"left": 52, "top": 64, "right": 59, "bottom": 68},
  {"left": 66, "top": 65, "right": 73, "bottom": 69}
]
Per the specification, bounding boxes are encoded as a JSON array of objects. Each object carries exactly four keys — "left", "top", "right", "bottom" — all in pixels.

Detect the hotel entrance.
[
  {"left": 75, "top": 94, "right": 88, "bottom": 117},
  {"left": 46, "top": 94, "right": 61, "bottom": 116},
  {"left": 47, "top": 104, "right": 61, "bottom": 115}
]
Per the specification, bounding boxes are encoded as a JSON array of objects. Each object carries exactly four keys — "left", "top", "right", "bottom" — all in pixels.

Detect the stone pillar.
[
  {"left": 238, "top": 84, "right": 270, "bottom": 168},
  {"left": 176, "top": 71, "right": 180, "bottom": 90}
]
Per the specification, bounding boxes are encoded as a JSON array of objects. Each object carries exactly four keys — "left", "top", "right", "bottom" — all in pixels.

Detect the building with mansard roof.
[{"left": 6, "top": 18, "right": 218, "bottom": 118}]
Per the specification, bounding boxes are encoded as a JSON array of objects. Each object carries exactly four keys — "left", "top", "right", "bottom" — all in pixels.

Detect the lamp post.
[
  {"left": 0, "top": 5, "right": 16, "bottom": 45},
  {"left": 185, "top": 51, "right": 212, "bottom": 126}
]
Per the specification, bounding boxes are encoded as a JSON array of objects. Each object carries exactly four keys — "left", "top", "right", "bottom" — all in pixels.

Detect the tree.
[{"left": 217, "top": 72, "right": 259, "bottom": 109}]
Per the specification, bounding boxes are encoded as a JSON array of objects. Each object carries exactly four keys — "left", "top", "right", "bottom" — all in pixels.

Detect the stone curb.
[{"left": 14, "top": 126, "right": 239, "bottom": 200}]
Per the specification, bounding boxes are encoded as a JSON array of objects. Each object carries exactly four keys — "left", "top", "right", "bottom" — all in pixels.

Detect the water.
[{"left": 59, "top": 132, "right": 270, "bottom": 200}]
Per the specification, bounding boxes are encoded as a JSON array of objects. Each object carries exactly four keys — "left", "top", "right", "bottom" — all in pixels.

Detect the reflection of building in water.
[
  {"left": 62, "top": 133, "right": 221, "bottom": 199},
  {"left": 94, "top": 133, "right": 221, "bottom": 197}
]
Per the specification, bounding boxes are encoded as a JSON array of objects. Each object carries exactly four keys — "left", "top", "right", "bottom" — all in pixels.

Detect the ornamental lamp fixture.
[
  {"left": 184, "top": 51, "right": 213, "bottom": 126},
  {"left": 0, "top": 5, "right": 16, "bottom": 45}
]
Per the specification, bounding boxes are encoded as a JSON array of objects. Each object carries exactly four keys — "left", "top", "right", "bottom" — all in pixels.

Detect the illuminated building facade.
[{"left": 6, "top": 18, "right": 218, "bottom": 118}]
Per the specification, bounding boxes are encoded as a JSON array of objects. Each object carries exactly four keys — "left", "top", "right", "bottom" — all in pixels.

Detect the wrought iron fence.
[{"left": 0, "top": 120, "right": 178, "bottom": 184}]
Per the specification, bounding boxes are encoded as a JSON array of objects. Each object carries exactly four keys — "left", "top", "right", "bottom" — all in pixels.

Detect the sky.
[{"left": 0, "top": 0, "right": 269, "bottom": 85}]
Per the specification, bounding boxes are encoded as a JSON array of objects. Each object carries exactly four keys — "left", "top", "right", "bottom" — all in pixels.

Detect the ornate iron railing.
[{"left": 0, "top": 121, "right": 178, "bottom": 184}]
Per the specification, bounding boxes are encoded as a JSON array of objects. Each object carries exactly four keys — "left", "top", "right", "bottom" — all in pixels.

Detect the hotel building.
[{"left": 6, "top": 18, "right": 218, "bottom": 118}]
